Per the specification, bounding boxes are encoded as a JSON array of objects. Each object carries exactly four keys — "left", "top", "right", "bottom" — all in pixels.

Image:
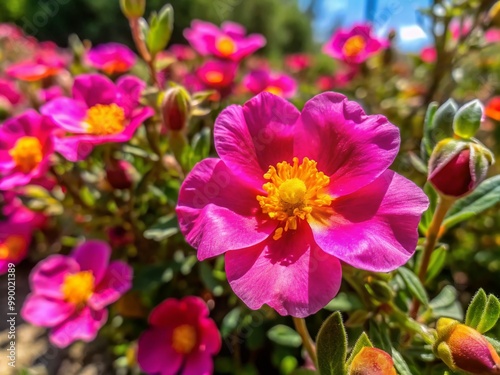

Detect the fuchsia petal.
[
  {"left": 176, "top": 158, "right": 276, "bottom": 260},
  {"left": 72, "top": 74, "right": 116, "bottom": 107},
  {"left": 116, "top": 75, "right": 146, "bottom": 117},
  {"left": 49, "top": 306, "right": 108, "bottom": 348},
  {"left": 295, "top": 92, "right": 400, "bottom": 197},
  {"left": 30, "top": 254, "right": 79, "bottom": 299},
  {"left": 149, "top": 296, "right": 209, "bottom": 328},
  {"left": 215, "top": 92, "right": 299, "bottom": 187},
  {"left": 138, "top": 328, "right": 182, "bottom": 375},
  {"left": 183, "top": 352, "right": 213, "bottom": 375},
  {"left": 198, "top": 318, "right": 222, "bottom": 355},
  {"left": 88, "top": 261, "right": 132, "bottom": 310},
  {"left": 71, "top": 240, "right": 111, "bottom": 284},
  {"left": 40, "top": 97, "right": 88, "bottom": 133},
  {"left": 21, "top": 294, "right": 75, "bottom": 327},
  {"left": 311, "top": 171, "right": 429, "bottom": 272},
  {"left": 225, "top": 223, "right": 342, "bottom": 318}
]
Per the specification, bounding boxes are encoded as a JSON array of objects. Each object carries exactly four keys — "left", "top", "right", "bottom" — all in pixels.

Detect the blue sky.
[{"left": 299, "top": 0, "right": 432, "bottom": 51}]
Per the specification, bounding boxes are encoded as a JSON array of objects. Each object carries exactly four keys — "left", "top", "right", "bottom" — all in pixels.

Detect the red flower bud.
[
  {"left": 161, "top": 85, "right": 191, "bottom": 132},
  {"left": 105, "top": 160, "right": 135, "bottom": 190},
  {"left": 349, "top": 347, "right": 397, "bottom": 375}
]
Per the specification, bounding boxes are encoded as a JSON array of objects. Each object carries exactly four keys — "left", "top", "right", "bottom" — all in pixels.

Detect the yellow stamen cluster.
[
  {"left": 264, "top": 86, "right": 283, "bottom": 96},
  {"left": 171, "top": 324, "right": 198, "bottom": 354},
  {"left": 85, "top": 103, "right": 125, "bottom": 135},
  {"left": 205, "top": 71, "right": 224, "bottom": 84},
  {"left": 9, "top": 136, "right": 43, "bottom": 173},
  {"left": 61, "top": 271, "right": 95, "bottom": 306},
  {"left": 343, "top": 35, "right": 366, "bottom": 57},
  {"left": 257, "top": 157, "right": 333, "bottom": 240},
  {"left": 215, "top": 36, "right": 236, "bottom": 57}
]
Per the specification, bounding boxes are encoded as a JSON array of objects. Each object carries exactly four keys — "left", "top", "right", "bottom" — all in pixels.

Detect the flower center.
[
  {"left": 0, "top": 235, "right": 26, "bottom": 261},
  {"left": 204, "top": 71, "right": 224, "bottom": 84},
  {"left": 215, "top": 36, "right": 236, "bottom": 57},
  {"left": 257, "top": 157, "right": 333, "bottom": 240},
  {"left": 61, "top": 271, "right": 95, "bottom": 306},
  {"left": 264, "top": 85, "right": 283, "bottom": 96},
  {"left": 9, "top": 136, "right": 43, "bottom": 173},
  {"left": 343, "top": 35, "right": 366, "bottom": 58},
  {"left": 171, "top": 324, "right": 198, "bottom": 354},
  {"left": 85, "top": 103, "right": 125, "bottom": 135},
  {"left": 102, "top": 60, "right": 129, "bottom": 75}
]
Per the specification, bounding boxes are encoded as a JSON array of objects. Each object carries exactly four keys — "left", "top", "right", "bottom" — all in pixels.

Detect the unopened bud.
[
  {"left": 161, "top": 85, "right": 191, "bottom": 132},
  {"left": 119, "top": 0, "right": 145, "bottom": 19},
  {"left": 434, "top": 318, "right": 500, "bottom": 374},
  {"left": 146, "top": 4, "right": 174, "bottom": 57},
  {"left": 106, "top": 160, "right": 135, "bottom": 190},
  {"left": 349, "top": 347, "right": 397, "bottom": 375}
]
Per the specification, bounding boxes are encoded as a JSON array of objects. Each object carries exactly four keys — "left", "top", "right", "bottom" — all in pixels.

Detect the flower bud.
[
  {"left": 434, "top": 318, "right": 500, "bottom": 374},
  {"left": 161, "top": 85, "right": 191, "bottom": 132},
  {"left": 348, "top": 347, "right": 397, "bottom": 375},
  {"left": 146, "top": 4, "right": 174, "bottom": 57},
  {"left": 105, "top": 160, "right": 135, "bottom": 190},
  {"left": 119, "top": 0, "right": 145, "bottom": 19},
  {"left": 428, "top": 139, "right": 494, "bottom": 198},
  {"left": 453, "top": 100, "right": 483, "bottom": 139}
]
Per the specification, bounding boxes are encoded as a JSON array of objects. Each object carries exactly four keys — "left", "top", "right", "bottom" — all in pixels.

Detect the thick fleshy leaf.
[
  {"left": 465, "top": 289, "right": 487, "bottom": 329},
  {"left": 295, "top": 92, "right": 400, "bottom": 197},
  {"left": 225, "top": 223, "right": 342, "bottom": 318},
  {"left": 476, "top": 295, "right": 500, "bottom": 334},
  {"left": 88, "top": 261, "right": 132, "bottom": 310},
  {"left": 214, "top": 92, "right": 299, "bottom": 187},
  {"left": 21, "top": 294, "right": 75, "bottom": 327},
  {"left": 176, "top": 158, "right": 276, "bottom": 260},
  {"left": 316, "top": 311, "right": 347, "bottom": 375},
  {"left": 71, "top": 240, "right": 111, "bottom": 284},
  {"left": 398, "top": 267, "right": 429, "bottom": 306},
  {"left": 311, "top": 171, "right": 428, "bottom": 272},
  {"left": 137, "top": 328, "right": 182, "bottom": 375}
]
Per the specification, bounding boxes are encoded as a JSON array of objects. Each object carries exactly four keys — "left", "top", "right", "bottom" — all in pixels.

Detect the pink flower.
[
  {"left": 323, "top": 24, "right": 388, "bottom": 64},
  {"left": 0, "top": 219, "right": 32, "bottom": 274},
  {"left": 184, "top": 20, "right": 266, "bottom": 61},
  {"left": 176, "top": 92, "right": 429, "bottom": 317},
  {"left": 0, "top": 78, "right": 22, "bottom": 106},
  {"left": 2, "top": 190, "right": 46, "bottom": 229},
  {"left": 316, "top": 69, "right": 358, "bottom": 91},
  {"left": 168, "top": 44, "right": 197, "bottom": 61},
  {"left": 195, "top": 60, "right": 238, "bottom": 93},
  {"left": 0, "top": 110, "right": 54, "bottom": 190},
  {"left": 41, "top": 73, "right": 153, "bottom": 161},
  {"left": 38, "top": 85, "right": 64, "bottom": 104},
  {"left": 0, "top": 23, "right": 24, "bottom": 40},
  {"left": 86, "top": 43, "right": 136, "bottom": 75},
  {"left": 243, "top": 69, "right": 297, "bottom": 98},
  {"left": 137, "top": 297, "right": 221, "bottom": 375},
  {"left": 485, "top": 28, "right": 500, "bottom": 43},
  {"left": 421, "top": 46, "right": 437, "bottom": 63},
  {"left": 450, "top": 19, "right": 473, "bottom": 40},
  {"left": 285, "top": 53, "right": 311, "bottom": 72},
  {"left": 21, "top": 240, "right": 132, "bottom": 348}
]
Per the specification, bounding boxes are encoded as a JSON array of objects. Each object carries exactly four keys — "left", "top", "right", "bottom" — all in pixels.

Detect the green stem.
[
  {"left": 387, "top": 302, "right": 436, "bottom": 345},
  {"left": 292, "top": 317, "right": 317, "bottom": 366},
  {"left": 128, "top": 17, "right": 159, "bottom": 88}
]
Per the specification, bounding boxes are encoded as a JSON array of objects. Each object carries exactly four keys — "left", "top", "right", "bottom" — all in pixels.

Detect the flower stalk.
[{"left": 293, "top": 317, "right": 317, "bottom": 366}]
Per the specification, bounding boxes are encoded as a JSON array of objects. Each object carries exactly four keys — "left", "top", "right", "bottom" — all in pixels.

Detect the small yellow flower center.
[
  {"left": 215, "top": 36, "right": 236, "bottom": 57},
  {"left": 61, "top": 271, "right": 95, "bottom": 306},
  {"left": 205, "top": 71, "right": 224, "bottom": 84},
  {"left": 9, "top": 136, "right": 43, "bottom": 173},
  {"left": 264, "top": 86, "right": 283, "bottom": 96},
  {"left": 343, "top": 35, "right": 366, "bottom": 57},
  {"left": 85, "top": 103, "right": 125, "bottom": 135},
  {"left": 257, "top": 157, "right": 333, "bottom": 240},
  {"left": 171, "top": 324, "right": 198, "bottom": 354},
  {"left": 0, "top": 235, "right": 26, "bottom": 260}
]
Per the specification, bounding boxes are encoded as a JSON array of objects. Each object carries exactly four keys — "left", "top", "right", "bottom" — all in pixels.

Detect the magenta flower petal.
[
  {"left": 21, "top": 294, "right": 75, "bottom": 327},
  {"left": 226, "top": 223, "right": 342, "bottom": 317},
  {"left": 72, "top": 73, "right": 116, "bottom": 107},
  {"left": 312, "top": 171, "right": 429, "bottom": 272},
  {"left": 221, "top": 21, "right": 246, "bottom": 38},
  {"left": 86, "top": 42, "right": 136, "bottom": 74},
  {"left": 149, "top": 296, "right": 208, "bottom": 328},
  {"left": 295, "top": 92, "right": 400, "bottom": 197},
  {"left": 138, "top": 328, "right": 182, "bottom": 375},
  {"left": 53, "top": 136, "right": 96, "bottom": 162},
  {"left": 49, "top": 306, "right": 108, "bottom": 348},
  {"left": 182, "top": 352, "right": 213, "bottom": 375},
  {"left": 88, "top": 260, "right": 133, "bottom": 310},
  {"left": 198, "top": 318, "right": 222, "bottom": 355},
  {"left": 71, "top": 240, "right": 111, "bottom": 284},
  {"left": 40, "top": 97, "right": 88, "bottom": 132},
  {"left": 116, "top": 75, "right": 147, "bottom": 117},
  {"left": 176, "top": 159, "right": 277, "bottom": 260},
  {"left": 30, "top": 254, "right": 79, "bottom": 299},
  {"left": 215, "top": 92, "right": 299, "bottom": 187}
]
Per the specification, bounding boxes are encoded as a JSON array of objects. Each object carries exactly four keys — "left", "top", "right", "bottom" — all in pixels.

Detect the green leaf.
[
  {"left": 419, "top": 183, "right": 438, "bottom": 234},
  {"left": 267, "top": 325, "right": 302, "bottom": 348},
  {"left": 316, "top": 312, "right": 347, "bottom": 375},
  {"left": 453, "top": 99, "right": 483, "bottom": 139},
  {"left": 221, "top": 307, "right": 241, "bottom": 338},
  {"left": 398, "top": 267, "right": 429, "bottom": 306},
  {"left": 290, "top": 370, "right": 319, "bottom": 375},
  {"left": 421, "top": 101, "right": 439, "bottom": 162},
  {"left": 324, "top": 292, "right": 363, "bottom": 312},
  {"left": 476, "top": 295, "right": 500, "bottom": 334},
  {"left": 429, "top": 285, "right": 463, "bottom": 321},
  {"left": 426, "top": 245, "right": 448, "bottom": 284},
  {"left": 392, "top": 348, "right": 413, "bottom": 375},
  {"left": 146, "top": 4, "right": 174, "bottom": 56},
  {"left": 465, "top": 289, "right": 487, "bottom": 329},
  {"left": 346, "top": 332, "right": 373, "bottom": 366},
  {"left": 443, "top": 175, "right": 500, "bottom": 229},
  {"left": 143, "top": 214, "right": 179, "bottom": 241},
  {"left": 368, "top": 322, "right": 392, "bottom": 353}
]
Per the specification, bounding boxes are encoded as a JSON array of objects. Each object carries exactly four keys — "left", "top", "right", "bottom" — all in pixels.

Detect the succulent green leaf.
[
  {"left": 453, "top": 99, "right": 483, "bottom": 139},
  {"left": 465, "top": 289, "right": 488, "bottom": 329},
  {"left": 316, "top": 312, "right": 347, "bottom": 375},
  {"left": 267, "top": 325, "right": 303, "bottom": 348},
  {"left": 398, "top": 267, "right": 429, "bottom": 306}
]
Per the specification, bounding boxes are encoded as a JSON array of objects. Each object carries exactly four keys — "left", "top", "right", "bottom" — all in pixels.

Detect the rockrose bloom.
[
  {"left": 21, "top": 240, "right": 132, "bottom": 348},
  {"left": 137, "top": 297, "right": 221, "bottom": 375},
  {"left": 323, "top": 24, "right": 388, "bottom": 64},
  {"left": 177, "top": 92, "right": 429, "bottom": 317},
  {"left": 485, "top": 96, "right": 500, "bottom": 121},
  {"left": 0, "top": 110, "right": 54, "bottom": 190},
  {"left": 195, "top": 60, "right": 237, "bottom": 95},
  {"left": 349, "top": 347, "right": 397, "bottom": 375},
  {"left": 86, "top": 43, "right": 136, "bottom": 75},
  {"left": 184, "top": 20, "right": 266, "bottom": 61},
  {"left": 0, "top": 78, "right": 22, "bottom": 106},
  {"left": 285, "top": 53, "right": 311, "bottom": 72},
  {"left": 0, "top": 220, "right": 32, "bottom": 274},
  {"left": 421, "top": 46, "right": 437, "bottom": 63},
  {"left": 41, "top": 73, "right": 153, "bottom": 161},
  {"left": 243, "top": 69, "right": 297, "bottom": 98}
]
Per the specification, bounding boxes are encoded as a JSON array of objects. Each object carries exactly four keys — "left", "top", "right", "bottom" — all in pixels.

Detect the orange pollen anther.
[
  {"left": 205, "top": 71, "right": 224, "bottom": 84},
  {"left": 61, "top": 271, "right": 95, "bottom": 306},
  {"left": 9, "top": 136, "right": 43, "bottom": 173},
  {"left": 215, "top": 36, "right": 236, "bottom": 56},
  {"left": 0, "top": 235, "right": 26, "bottom": 261},
  {"left": 171, "top": 324, "right": 198, "bottom": 354},
  {"left": 343, "top": 35, "right": 366, "bottom": 57},
  {"left": 257, "top": 157, "right": 333, "bottom": 240},
  {"left": 85, "top": 103, "right": 126, "bottom": 135}
]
